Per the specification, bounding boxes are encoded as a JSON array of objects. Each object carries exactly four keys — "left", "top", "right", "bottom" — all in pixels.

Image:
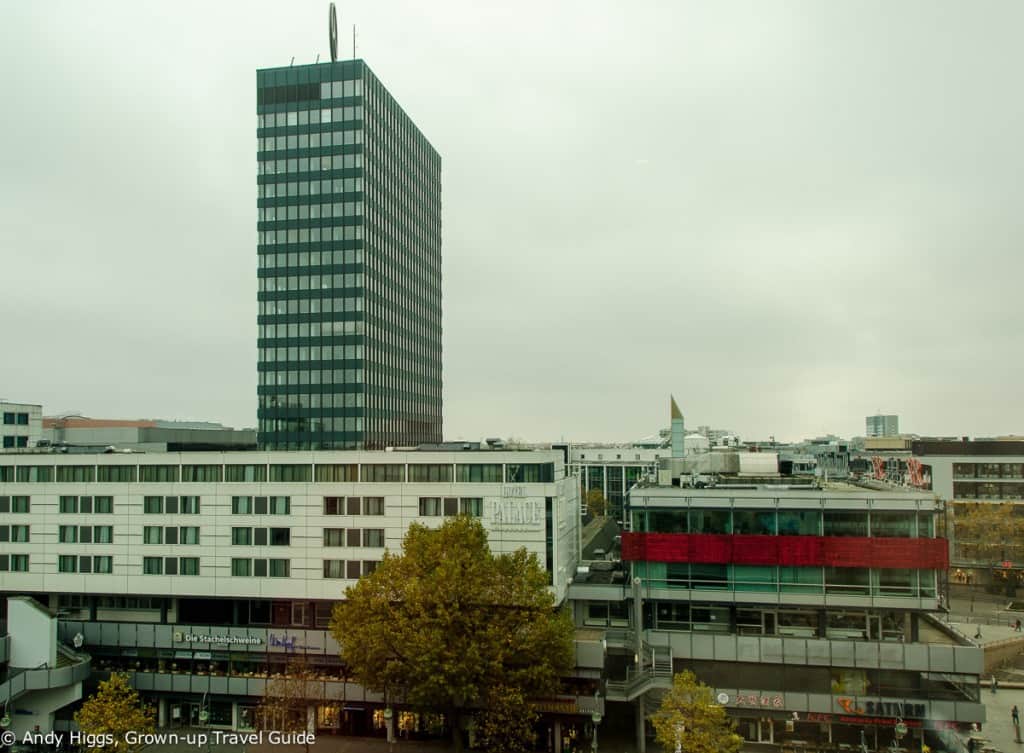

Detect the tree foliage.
[
  {"left": 585, "top": 488, "right": 608, "bottom": 518},
  {"left": 650, "top": 671, "right": 742, "bottom": 753},
  {"left": 74, "top": 672, "right": 155, "bottom": 753},
  {"left": 473, "top": 685, "right": 539, "bottom": 753},
  {"left": 330, "top": 516, "right": 574, "bottom": 751},
  {"left": 953, "top": 502, "right": 1024, "bottom": 563},
  {"left": 257, "top": 657, "right": 324, "bottom": 753}
]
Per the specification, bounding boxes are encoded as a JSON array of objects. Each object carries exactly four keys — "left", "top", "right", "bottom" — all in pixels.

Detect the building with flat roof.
[
  {"left": 257, "top": 59, "right": 442, "bottom": 451},
  {"left": 866, "top": 414, "right": 900, "bottom": 438},
  {"left": 42, "top": 416, "right": 257, "bottom": 452},
  {"left": 1, "top": 401, "right": 42, "bottom": 450},
  {"left": 569, "top": 481, "right": 982, "bottom": 752},
  {"left": 0, "top": 449, "right": 604, "bottom": 739}
]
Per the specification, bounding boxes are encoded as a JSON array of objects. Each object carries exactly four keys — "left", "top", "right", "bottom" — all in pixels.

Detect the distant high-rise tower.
[
  {"left": 865, "top": 414, "right": 899, "bottom": 437},
  {"left": 670, "top": 395, "right": 685, "bottom": 458},
  {"left": 256, "top": 60, "right": 442, "bottom": 450}
]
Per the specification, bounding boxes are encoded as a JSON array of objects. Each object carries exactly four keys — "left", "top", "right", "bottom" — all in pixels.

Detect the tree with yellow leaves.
[
  {"left": 953, "top": 502, "right": 1024, "bottom": 563},
  {"left": 74, "top": 672, "right": 155, "bottom": 753},
  {"left": 650, "top": 670, "right": 742, "bottom": 753},
  {"left": 585, "top": 488, "right": 609, "bottom": 518}
]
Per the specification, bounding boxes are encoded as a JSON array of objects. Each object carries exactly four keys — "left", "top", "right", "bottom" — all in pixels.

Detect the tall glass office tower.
[{"left": 257, "top": 60, "right": 442, "bottom": 450}]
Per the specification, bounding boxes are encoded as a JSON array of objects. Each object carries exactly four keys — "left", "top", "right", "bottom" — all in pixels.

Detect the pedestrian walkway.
[{"left": 949, "top": 622, "right": 1024, "bottom": 646}]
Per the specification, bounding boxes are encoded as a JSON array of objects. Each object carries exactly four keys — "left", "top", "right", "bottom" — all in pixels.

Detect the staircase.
[{"left": 606, "top": 642, "right": 673, "bottom": 701}]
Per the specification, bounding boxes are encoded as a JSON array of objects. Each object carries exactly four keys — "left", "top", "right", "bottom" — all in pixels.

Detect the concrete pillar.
[
  {"left": 553, "top": 720, "right": 562, "bottom": 753},
  {"left": 636, "top": 694, "right": 646, "bottom": 753},
  {"left": 306, "top": 704, "right": 316, "bottom": 733},
  {"left": 158, "top": 698, "right": 168, "bottom": 727}
]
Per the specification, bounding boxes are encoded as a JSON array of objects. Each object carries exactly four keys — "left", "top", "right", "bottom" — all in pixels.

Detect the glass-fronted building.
[
  {"left": 568, "top": 484, "right": 983, "bottom": 753},
  {"left": 257, "top": 60, "right": 442, "bottom": 450}
]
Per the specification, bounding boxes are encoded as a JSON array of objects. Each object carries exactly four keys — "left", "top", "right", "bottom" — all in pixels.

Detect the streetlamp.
[
  {"left": 674, "top": 723, "right": 684, "bottom": 753},
  {"left": 590, "top": 709, "right": 602, "bottom": 753}
]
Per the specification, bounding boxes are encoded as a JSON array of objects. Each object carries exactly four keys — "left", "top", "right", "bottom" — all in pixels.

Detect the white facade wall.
[
  {"left": 1, "top": 402, "right": 43, "bottom": 449},
  {"left": 8, "top": 596, "right": 58, "bottom": 668},
  {"left": 0, "top": 450, "right": 579, "bottom": 604}
]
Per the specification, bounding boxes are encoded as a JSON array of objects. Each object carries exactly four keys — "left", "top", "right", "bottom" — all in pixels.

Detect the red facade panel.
[{"left": 621, "top": 532, "right": 948, "bottom": 570}]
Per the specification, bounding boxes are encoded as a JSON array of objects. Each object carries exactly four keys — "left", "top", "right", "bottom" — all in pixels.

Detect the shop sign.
[
  {"left": 732, "top": 694, "right": 783, "bottom": 708},
  {"left": 531, "top": 699, "right": 578, "bottom": 714},
  {"left": 491, "top": 498, "right": 542, "bottom": 529},
  {"left": 173, "top": 631, "right": 262, "bottom": 646},
  {"left": 268, "top": 634, "right": 319, "bottom": 651},
  {"left": 837, "top": 698, "right": 925, "bottom": 718},
  {"left": 837, "top": 716, "right": 923, "bottom": 729}
]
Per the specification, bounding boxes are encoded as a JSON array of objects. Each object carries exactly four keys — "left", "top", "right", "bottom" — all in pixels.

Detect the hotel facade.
[{"left": 0, "top": 450, "right": 606, "bottom": 739}]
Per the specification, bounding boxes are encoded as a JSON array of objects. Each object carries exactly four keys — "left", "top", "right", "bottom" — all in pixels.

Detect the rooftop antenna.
[
  {"left": 290, "top": 56, "right": 295, "bottom": 66},
  {"left": 316, "top": 54, "right": 320, "bottom": 63},
  {"left": 352, "top": 24, "right": 357, "bottom": 59},
  {"left": 328, "top": 3, "right": 339, "bottom": 63}
]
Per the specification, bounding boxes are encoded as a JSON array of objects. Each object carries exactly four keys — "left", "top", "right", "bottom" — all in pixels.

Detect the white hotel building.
[{"left": 0, "top": 450, "right": 603, "bottom": 738}]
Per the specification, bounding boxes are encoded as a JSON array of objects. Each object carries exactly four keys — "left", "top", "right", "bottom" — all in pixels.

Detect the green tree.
[
  {"left": 473, "top": 685, "right": 539, "bottom": 753},
  {"left": 74, "top": 672, "right": 155, "bottom": 753},
  {"left": 330, "top": 516, "right": 574, "bottom": 752},
  {"left": 650, "top": 670, "right": 742, "bottom": 753},
  {"left": 585, "top": 488, "right": 608, "bottom": 518},
  {"left": 257, "top": 656, "right": 324, "bottom": 753}
]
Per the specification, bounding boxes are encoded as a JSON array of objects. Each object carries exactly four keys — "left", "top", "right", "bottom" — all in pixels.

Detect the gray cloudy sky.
[{"left": 2, "top": 1, "right": 1022, "bottom": 443}]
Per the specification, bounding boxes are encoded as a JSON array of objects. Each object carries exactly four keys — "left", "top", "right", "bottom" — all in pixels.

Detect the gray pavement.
[
  {"left": 977, "top": 684, "right": 1024, "bottom": 753},
  {"left": 949, "top": 622, "right": 1024, "bottom": 645}
]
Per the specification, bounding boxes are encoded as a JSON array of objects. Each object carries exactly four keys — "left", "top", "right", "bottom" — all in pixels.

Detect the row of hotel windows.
[
  {"left": 633, "top": 563, "right": 938, "bottom": 597},
  {"left": 953, "top": 462, "right": 1024, "bottom": 479},
  {"left": 0, "top": 496, "right": 31, "bottom": 512},
  {"left": 3, "top": 436, "right": 28, "bottom": 448},
  {"left": 257, "top": 98, "right": 364, "bottom": 130},
  {"left": 0, "top": 525, "right": 392, "bottom": 548},
  {"left": 259, "top": 271, "right": 364, "bottom": 290},
  {"left": 258, "top": 246, "right": 362, "bottom": 268},
  {"left": 953, "top": 482, "right": 1024, "bottom": 500},
  {"left": 258, "top": 203, "right": 364, "bottom": 223},
  {"left": 259, "top": 124, "right": 364, "bottom": 152},
  {"left": 4, "top": 493, "right": 483, "bottom": 522},
  {"left": 1, "top": 556, "right": 379, "bottom": 580},
  {"left": 258, "top": 154, "right": 363, "bottom": 176},
  {"left": 258, "top": 177, "right": 364, "bottom": 200},
  {"left": 257, "top": 224, "right": 364, "bottom": 246},
  {"left": 3, "top": 412, "right": 31, "bottom": 425},
  {"left": 260, "top": 372, "right": 365, "bottom": 389},
  {"left": 630, "top": 508, "right": 936, "bottom": 537},
  {"left": 0, "top": 462, "right": 555, "bottom": 484},
  {"left": 584, "top": 602, "right": 909, "bottom": 642}
]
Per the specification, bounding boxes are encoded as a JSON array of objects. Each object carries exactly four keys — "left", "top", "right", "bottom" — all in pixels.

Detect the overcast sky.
[{"left": 2, "top": 1, "right": 1022, "bottom": 443}]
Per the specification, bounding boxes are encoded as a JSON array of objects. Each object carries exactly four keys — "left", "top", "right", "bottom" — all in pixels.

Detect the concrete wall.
[
  {"left": 984, "top": 636, "right": 1024, "bottom": 674},
  {"left": 10, "top": 685, "right": 82, "bottom": 735},
  {"left": 8, "top": 597, "right": 57, "bottom": 669}
]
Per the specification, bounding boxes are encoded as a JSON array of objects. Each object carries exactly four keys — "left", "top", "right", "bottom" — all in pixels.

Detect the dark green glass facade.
[{"left": 257, "top": 60, "right": 442, "bottom": 450}]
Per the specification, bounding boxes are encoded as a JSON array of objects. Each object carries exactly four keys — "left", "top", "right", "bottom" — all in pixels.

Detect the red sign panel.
[{"left": 621, "top": 533, "right": 948, "bottom": 570}]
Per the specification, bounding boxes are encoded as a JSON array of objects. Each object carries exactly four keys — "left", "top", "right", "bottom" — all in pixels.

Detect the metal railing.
[
  {"left": 0, "top": 645, "right": 91, "bottom": 702},
  {"left": 605, "top": 645, "right": 673, "bottom": 701}
]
